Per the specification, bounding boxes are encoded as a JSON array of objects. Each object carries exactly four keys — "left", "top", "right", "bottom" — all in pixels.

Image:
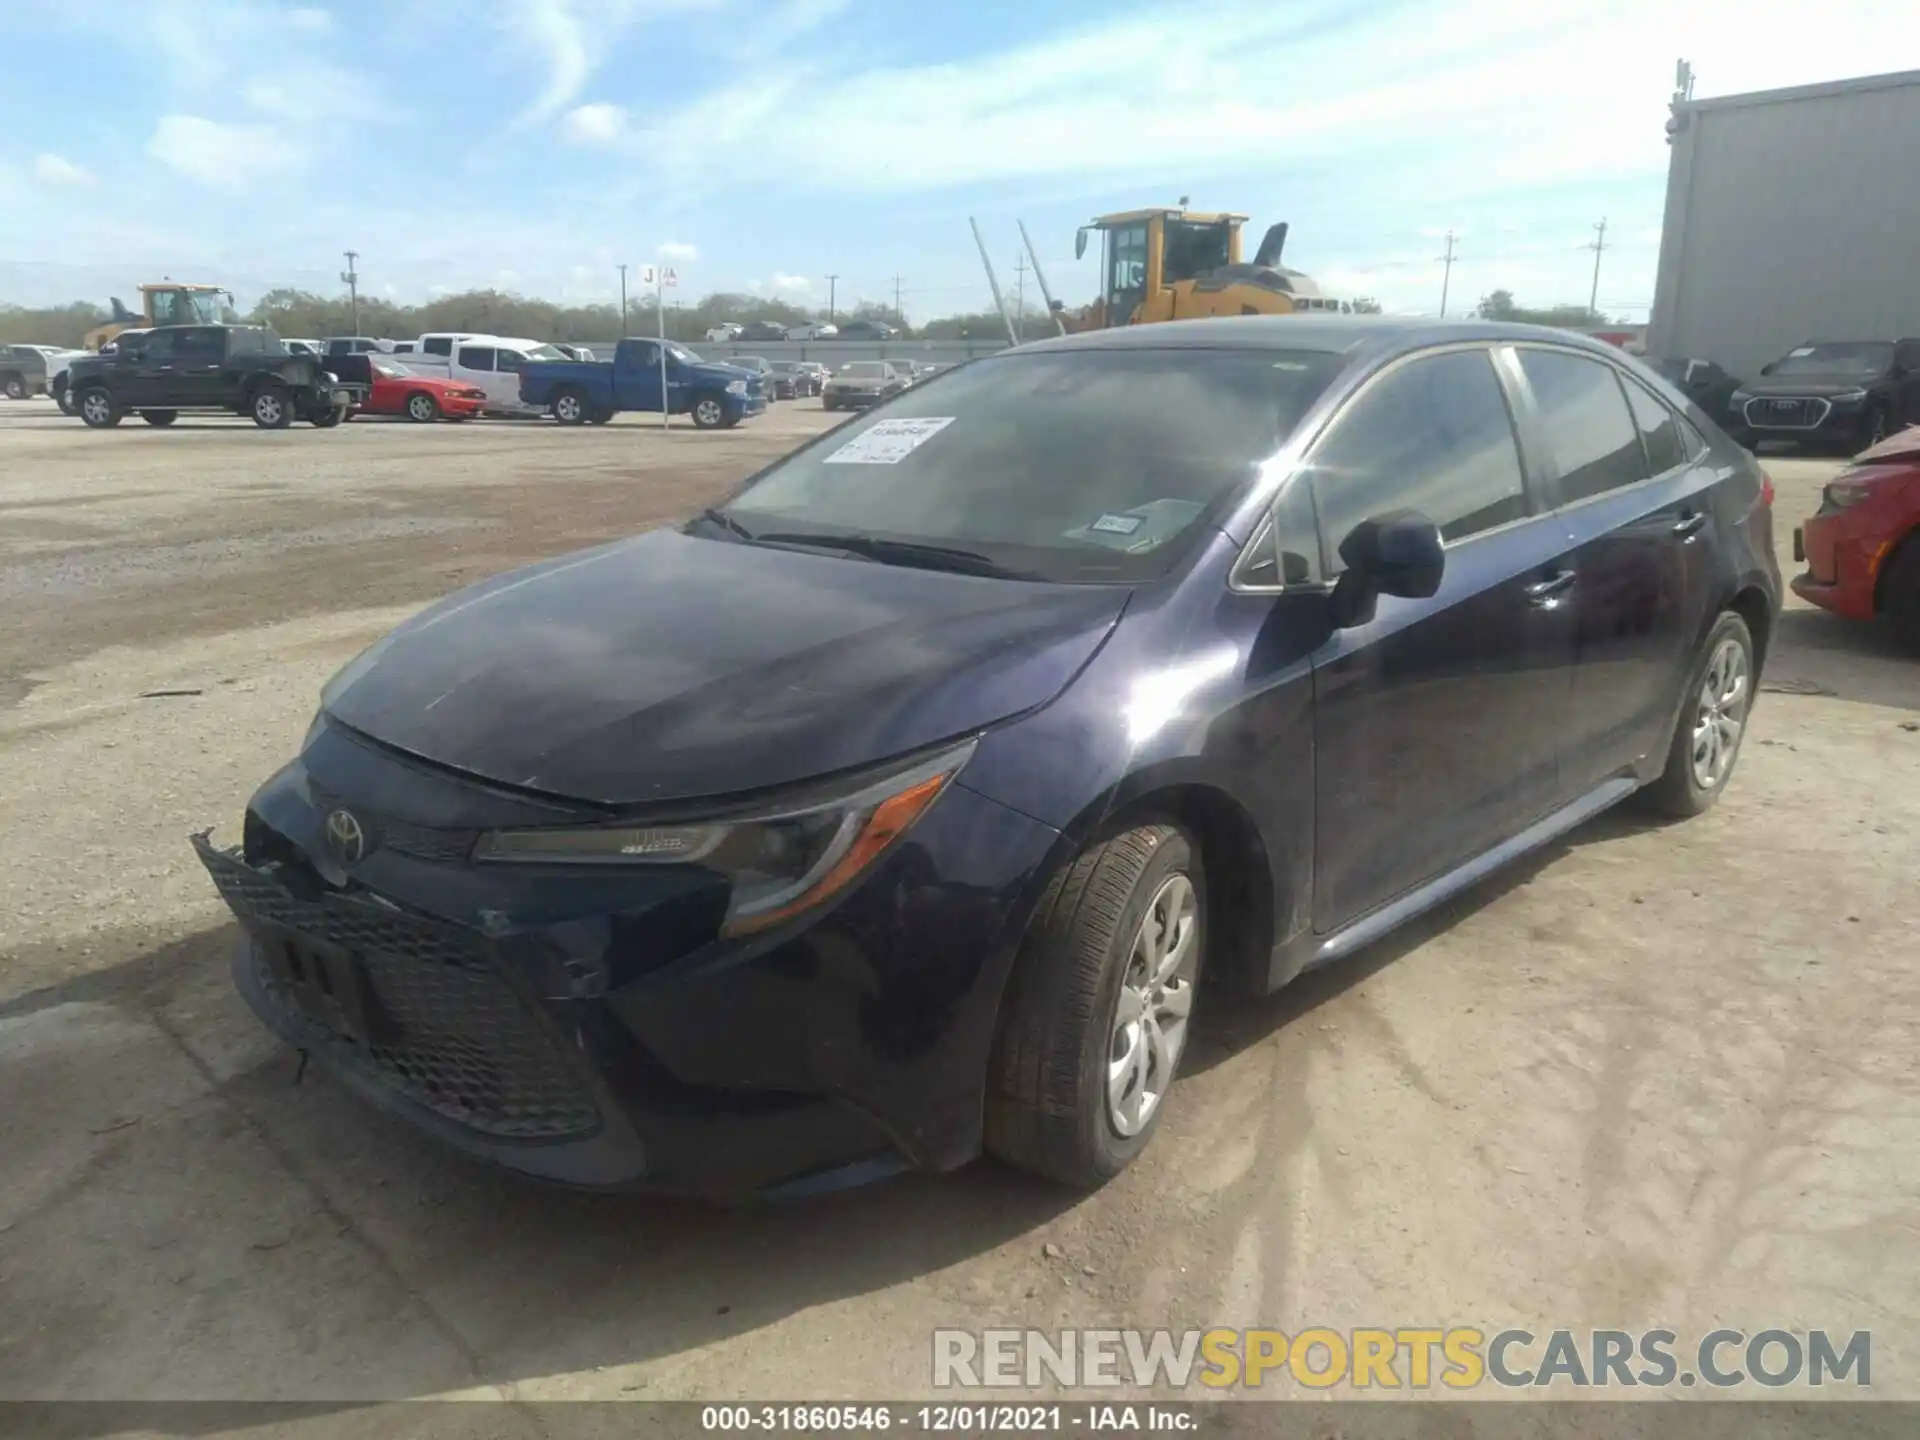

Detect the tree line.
[{"left": 2, "top": 285, "right": 1596, "bottom": 350}]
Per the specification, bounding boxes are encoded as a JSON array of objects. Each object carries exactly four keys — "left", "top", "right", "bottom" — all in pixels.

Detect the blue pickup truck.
[{"left": 517, "top": 338, "right": 766, "bottom": 428}]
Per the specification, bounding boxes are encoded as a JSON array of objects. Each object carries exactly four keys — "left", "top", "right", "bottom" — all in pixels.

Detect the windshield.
[
  {"left": 769, "top": 362, "right": 799, "bottom": 374},
  {"left": 524, "top": 344, "right": 569, "bottom": 361},
  {"left": 372, "top": 360, "right": 412, "bottom": 378},
  {"left": 666, "top": 343, "right": 699, "bottom": 363},
  {"left": 1768, "top": 342, "right": 1893, "bottom": 377},
  {"left": 721, "top": 348, "right": 1343, "bottom": 584},
  {"left": 844, "top": 362, "right": 888, "bottom": 378}
]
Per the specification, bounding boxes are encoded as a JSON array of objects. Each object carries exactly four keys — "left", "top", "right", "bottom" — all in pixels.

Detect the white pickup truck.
[{"left": 384, "top": 334, "right": 572, "bottom": 416}]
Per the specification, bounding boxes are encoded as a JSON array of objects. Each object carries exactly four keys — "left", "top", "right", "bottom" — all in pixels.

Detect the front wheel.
[
  {"left": 77, "top": 386, "right": 121, "bottom": 428},
  {"left": 1637, "top": 611, "right": 1756, "bottom": 818},
  {"left": 310, "top": 405, "right": 345, "bottom": 428},
  {"left": 690, "top": 393, "right": 727, "bottom": 429},
  {"left": 986, "top": 823, "right": 1204, "bottom": 1188},
  {"left": 250, "top": 384, "right": 292, "bottom": 429},
  {"left": 1, "top": 374, "right": 25, "bottom": 400},
  {"left": 140, "top": 410, "right": 178, "bottom": 427},
  {"left": 406, "top": 391, "right": 441, "bottom": 423}
]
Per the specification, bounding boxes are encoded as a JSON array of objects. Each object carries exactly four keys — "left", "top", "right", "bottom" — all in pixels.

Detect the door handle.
[
  {"left": 1672, "top": 511, "right": 1708, "bottom": 539},
  {"left": 1524, "top": 569, "right": 1576, "bottom": 605}
]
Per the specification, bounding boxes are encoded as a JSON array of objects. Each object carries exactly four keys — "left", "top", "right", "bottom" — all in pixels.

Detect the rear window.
[
  {"left": 424, "top": 337, "right": 454, "bottom": 356},
  {"left": 1623, "top": 379, "right": 1687, "bottom": 475},
  {"left": 725, "top": 348, "right": 1343, "bottom": 584},
  {"left": 1515, "top": 349, "right": 1649, "bottom": 505},
  {"left": 843, "top": 362, "right": 888, "bottom": 378},
  {"left": 457, "top": 346, "right": 496, "bottom": 370}
]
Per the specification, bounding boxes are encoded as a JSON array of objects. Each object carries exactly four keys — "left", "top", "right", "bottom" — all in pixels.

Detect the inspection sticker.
[
  {"left": 1787, "top": 346, "right": 1816, "bottom": 357},
  {"left": 823, "top": 417, "right": 956, "bottom": 465},
  {"left": 1089, "top": 512, "right": 1146, "bottom": 535}
]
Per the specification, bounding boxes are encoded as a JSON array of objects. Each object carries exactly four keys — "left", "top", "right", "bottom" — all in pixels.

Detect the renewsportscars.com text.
[{"left": 932, "top": 1327, "right": 1871, "bottom": 1391}]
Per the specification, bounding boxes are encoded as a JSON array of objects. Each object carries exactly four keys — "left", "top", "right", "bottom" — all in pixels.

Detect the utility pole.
[
  {"left": 825, "top": 274, "right": 839, "bottom": 323},
  {"left": 1435, "top": 230, "right": 1458, "bottom": 317},
  {"left": 618, "top": 263, "right": 629, "bottom": 334},
  {"left": 1013, "top": 253, "right": 1027, "bottom": 342},
  {"left": 340, "top": 250, "right": 359, "bottom": 335},
  {"left": 1586, "top": 219, "right": 1608, "bottom": 317},
  {"left": 892, "top": 273, "right": 905, "bottom": 328}
]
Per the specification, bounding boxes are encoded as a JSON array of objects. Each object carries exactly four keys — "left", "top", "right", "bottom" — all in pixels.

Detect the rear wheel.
[
  {"left": 690, "top": 392, "right": 727, "bottom": 429},
  {"left": 986, "top": 823, "right": 1204, "bottom": 1188},
  {"left": 249, "top": 384, "right": 292, "bottom": 429},
  {"left": 140, "top": 410, "right": 178, "bottom": 427},
  {"left": 310, "top": 405, "right": 344, "bottom": 428},
  {"left": 1, "top": 374, "right": 25, "bottom": 400},
  {"left": 550, "top": 388, "right": 588, "bottom": 425},
  {"left": 77, "top": 385, "right": 121, "bottom": 428},
  {"left": 1637, "top": 611, "right": 1755, "bottom": 818},
  {"left": 405, "top": 391, "right": 441, "bottom": 423},
  {"left": 587, "top": 406, "right": 613, "bottom": 425},
  {"left": 1880, "top": 535, "right": 1920, "bottom": 655}
]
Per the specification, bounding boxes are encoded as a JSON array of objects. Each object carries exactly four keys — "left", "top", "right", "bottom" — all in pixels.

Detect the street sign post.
[{"left": 655, "top": 267, "right": 677, "bottom": 429}]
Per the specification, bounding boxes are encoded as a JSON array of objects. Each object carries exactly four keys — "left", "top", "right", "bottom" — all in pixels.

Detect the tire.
[
  {"left": 549, "top": 388, "right": 588, "bottom": 426},
  {"left": 140, "top": 410, "right": 178, "bottom": 427},
  {"left": 56, "top": 390, "right": 76, "bottom": 416},
  {"left": 405, "top": 391, "right": 441, "bottom": 423},
  {"left": 1879, "top": 534, "right": 1920, "bottom": 656},
  {"left": 986, "top": 823, "right": 1204, "bottom": 1188},
  {"left": 1, "top": 373, "right": 25, "bottom": 400},
  {"left": 1636, "top": 611, "right": 1756, "bottom": 819},
  {"left": 690, "top": 392, "right": 727, "bottom": 429},
  {"left": 587, "top": 407, "right": 613, "bottom": 425},
  {"left": 310, "top": 405, "right": 344, "bottom": 428},
  {"left": 250, "top": 384, "right": 292, "bottom": 429},
  {"left": 77, "top": 385, "right": 121, "bottom": 428}
]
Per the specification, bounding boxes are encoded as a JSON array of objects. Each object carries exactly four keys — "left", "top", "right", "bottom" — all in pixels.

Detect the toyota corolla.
[{"left": 194, "top": 317, "right": 1778, "bottom": 1197}]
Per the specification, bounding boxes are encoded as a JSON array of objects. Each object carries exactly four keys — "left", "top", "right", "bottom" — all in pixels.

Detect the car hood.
[
  {"left": 1741, "top": 374, "right": 1887, "bottom": 398},
  {"left": 323, "top": 527, "right": 1128, "bottom": 806}
]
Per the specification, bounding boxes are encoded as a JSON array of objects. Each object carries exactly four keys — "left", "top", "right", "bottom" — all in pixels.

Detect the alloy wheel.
[
  {"left": 255, "top": 393, "right": 284, "bottom": 426},
  {"left": 1690, "top": 637, "right": 1749, "bottom": 791},
  {"left": 1107, "top": 872, "right": 1198, "bottom": 1138},
  {"left": 409, "top": 394, "right": 437, "bottom": 422},
  {"left": 81, "top": 390, "right": 112, "bottom": 424},
  {"left": 695, "top": 398, "right": 722, "bottom": 427}
]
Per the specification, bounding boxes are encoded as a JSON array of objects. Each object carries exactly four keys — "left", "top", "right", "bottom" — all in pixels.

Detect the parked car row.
[
  {"left": 1, "top": 342, "right": 88, "bottom": 400},
  {"left": 705, "top": 319, "right": 900, "bottom": 343}
]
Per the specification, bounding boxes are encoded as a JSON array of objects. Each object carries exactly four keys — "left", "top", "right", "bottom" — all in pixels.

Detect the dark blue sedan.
[{"left": 195, "top": 315, "right": 1780, "bottom": 1196}]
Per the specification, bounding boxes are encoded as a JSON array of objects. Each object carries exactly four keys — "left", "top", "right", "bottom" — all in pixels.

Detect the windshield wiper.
[
  {"left": 693, "top": 507, "right": 755, "bottom": 541},
  {"left": 753, "top": 532, "right": 1043, "bottom": 581}
]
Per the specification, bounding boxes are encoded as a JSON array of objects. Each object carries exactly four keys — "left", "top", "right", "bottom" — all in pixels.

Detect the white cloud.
[
  {"left": 32, "top": 154, "right": 95, "bottom": 188},
  {"left": 561, "top": 102, "right": 626, "bottom": 144},
  {"left": 770, "top": 273, "right": 812, "bottom": 294},
  {"left": 659, "top": 240, "right": 699, "bottom": 262},
  {"left": 509, "top": 0, "right": 591, "bottom": 129},
  {"left": 147, "top": 115, "right": 297, "bottom": 189}
]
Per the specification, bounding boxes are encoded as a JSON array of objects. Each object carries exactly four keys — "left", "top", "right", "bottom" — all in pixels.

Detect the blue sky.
[{"left": 2, "top": 0, "right": 1916, "bottom": 323}]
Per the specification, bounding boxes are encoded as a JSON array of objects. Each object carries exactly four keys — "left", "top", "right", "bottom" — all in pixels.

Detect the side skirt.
[{"left": 1266, "top": 775, "right": 1641, "bottom": 989}]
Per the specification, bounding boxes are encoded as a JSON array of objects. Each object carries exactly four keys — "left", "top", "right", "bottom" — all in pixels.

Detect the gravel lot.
[{"left": 1, "top": 397, "right": 1916, "bottom": 1413}]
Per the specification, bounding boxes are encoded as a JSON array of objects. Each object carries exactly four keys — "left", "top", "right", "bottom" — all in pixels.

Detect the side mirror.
[
  {"left": 1330, "top": 511, "right": 1445, "bottom": 628},
  {"left": 1074, "top": 227, "right": 1090, "bottom": 261},
  {"left": 1759, "top": 361, "right": 1776, "bottom": 376}
]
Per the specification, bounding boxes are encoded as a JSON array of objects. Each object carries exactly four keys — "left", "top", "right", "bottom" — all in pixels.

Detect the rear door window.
[
  {"left": 1309, "top": 348, "right": 1530, "bottom": 564},
  {"left": 1515, "top": 349, "right": 1650, "bottom": 504},
  {"left": 495, "top": 350, "right": 525, "bottom": 373},
  {"left": 457, "top": 346, "right": 496, "bottom": 371},
  {"left": 1623, "top": 378, "right": 1687, "bottom": 474}
]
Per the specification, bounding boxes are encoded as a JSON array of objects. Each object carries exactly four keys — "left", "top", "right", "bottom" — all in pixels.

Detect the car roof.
[{"left": 1007, "top": 314, "right": 1627, "bottom": 358}]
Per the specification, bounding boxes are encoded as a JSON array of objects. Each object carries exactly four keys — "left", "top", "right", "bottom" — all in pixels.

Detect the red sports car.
[
  {"left": 1792, "top": 424, "right": 1920, "bottom": 652},
  {"left": 354, "top": 359, "right": 486, "bottom": 422}
]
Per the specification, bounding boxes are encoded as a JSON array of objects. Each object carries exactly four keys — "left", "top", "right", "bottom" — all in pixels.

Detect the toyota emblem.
[{"left": 324, "top": 808, "right": 367, "bottom": 865}]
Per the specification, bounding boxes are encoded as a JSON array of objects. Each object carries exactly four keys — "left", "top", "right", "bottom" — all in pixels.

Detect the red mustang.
[
  {"left": 1792, "top": 424, "right": 1920, "bottom": 652},
  {"left": 354, "top": 359, "right": 486, "bottom": 422}
]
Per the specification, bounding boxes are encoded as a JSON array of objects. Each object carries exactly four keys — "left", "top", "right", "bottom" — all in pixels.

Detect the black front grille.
[
  {"left": 1745, "top": 396, "right": 1828, "bottom": 430},
  {"left": 195, "top": 837, "right": 600, "bottom": 1141},
  {"left": 309, "top": 784, "right": 477, "bottom": 864}
]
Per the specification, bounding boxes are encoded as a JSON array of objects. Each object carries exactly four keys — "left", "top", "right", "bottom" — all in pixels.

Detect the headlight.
[
  {"left": 1824, "top": 478, "right": 1876, "bottom": 508},
  {"left": 1831, "top": 388, "right": 1868, "bottom": 403},
  {"left": 474, "top": 740, "right": 976, "bottom": 936},
  {"left": 726, "top": 379, "right": 747, "bottom": 395}
]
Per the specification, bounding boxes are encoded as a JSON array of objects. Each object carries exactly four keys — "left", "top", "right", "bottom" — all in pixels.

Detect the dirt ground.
[{"left": 1, "top": 397, "right": 1915, "bottom": 1416}]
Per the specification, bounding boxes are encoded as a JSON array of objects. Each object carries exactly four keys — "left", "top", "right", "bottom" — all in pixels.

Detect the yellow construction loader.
[{"left": 83, "top": 281, "right": 235, "bottom": 351}]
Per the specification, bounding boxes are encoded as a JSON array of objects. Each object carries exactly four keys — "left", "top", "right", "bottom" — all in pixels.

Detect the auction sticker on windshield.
[{"left": 823, "top": 417, "right": 956, "bottom": 465}]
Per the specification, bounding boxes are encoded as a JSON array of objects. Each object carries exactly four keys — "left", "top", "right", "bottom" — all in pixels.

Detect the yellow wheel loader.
[{"left": 84, "top": 281, "right": 235, "bottom": 351}]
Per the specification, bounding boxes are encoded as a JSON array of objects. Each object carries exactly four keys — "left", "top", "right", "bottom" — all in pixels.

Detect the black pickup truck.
[{"left": 60, "top": 324, "right": 368, "bottom": 429}]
